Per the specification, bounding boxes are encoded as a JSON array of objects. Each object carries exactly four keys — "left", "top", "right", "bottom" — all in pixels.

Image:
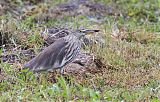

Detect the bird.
[{"left": 23, "top": 29, "right": 99, "bottom": 74}]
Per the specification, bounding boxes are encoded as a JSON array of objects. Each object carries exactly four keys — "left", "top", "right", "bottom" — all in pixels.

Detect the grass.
[{"left": 1, "top": 0, "right": 160, "bottom": 101}]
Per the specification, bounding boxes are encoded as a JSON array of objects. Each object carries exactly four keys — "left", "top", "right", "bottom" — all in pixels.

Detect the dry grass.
[{"left": 91, "top": 27, "right": 160, "bottom": 88}]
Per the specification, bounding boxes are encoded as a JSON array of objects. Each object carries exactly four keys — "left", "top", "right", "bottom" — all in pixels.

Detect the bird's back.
[{"left": 24, "top": 34, "right": 81, "bottom": 72}]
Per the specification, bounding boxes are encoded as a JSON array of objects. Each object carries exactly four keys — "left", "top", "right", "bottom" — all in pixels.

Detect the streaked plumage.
[{"left": 24, "top": 30, "right": 94, "bottom": 73}]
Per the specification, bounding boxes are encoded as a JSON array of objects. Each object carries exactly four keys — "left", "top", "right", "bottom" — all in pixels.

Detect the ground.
[{"left": 0, "top": 0, "right": 160, "bottom": 101}]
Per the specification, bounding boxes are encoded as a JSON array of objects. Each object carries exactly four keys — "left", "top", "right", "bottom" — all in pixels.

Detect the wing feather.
[{"left": 24, "top": 38, "right": 68, "bottom": 71}]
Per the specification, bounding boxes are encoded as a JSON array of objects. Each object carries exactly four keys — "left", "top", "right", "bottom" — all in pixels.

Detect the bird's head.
[{"left": 75, "top": 29, "right": 100, "bottom": 39}]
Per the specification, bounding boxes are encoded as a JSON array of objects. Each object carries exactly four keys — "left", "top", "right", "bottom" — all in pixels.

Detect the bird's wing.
[{"left": 24, "top": 38, "right": 69, "bottom": 71}]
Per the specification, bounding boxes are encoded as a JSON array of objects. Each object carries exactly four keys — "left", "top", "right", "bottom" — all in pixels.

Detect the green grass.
[{"left": 1, "top": 0, "right": 160, "bottom": 101}]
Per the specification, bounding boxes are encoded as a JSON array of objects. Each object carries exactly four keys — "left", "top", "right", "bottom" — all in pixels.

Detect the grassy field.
[{"left": 1, "top": 0, "right": 160, "bottom": 101}]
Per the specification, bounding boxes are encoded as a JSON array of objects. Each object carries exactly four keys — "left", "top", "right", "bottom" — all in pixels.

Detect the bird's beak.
[{"left": 79, "top": 29, "right": 100, "bottom": 35}]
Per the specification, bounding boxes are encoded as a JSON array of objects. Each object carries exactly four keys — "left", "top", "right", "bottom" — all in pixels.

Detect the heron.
[{"left": 23, "top": 29, "right": 99, "bottom": 74}]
